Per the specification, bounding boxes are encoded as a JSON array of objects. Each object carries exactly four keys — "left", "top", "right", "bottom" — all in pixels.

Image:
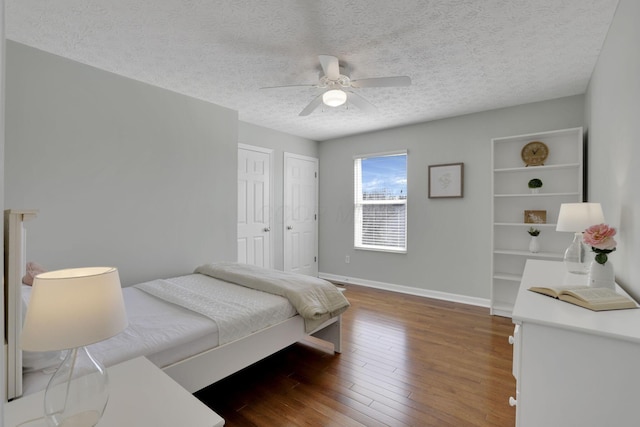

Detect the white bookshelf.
[{"left": 490, "top": 127, "right": 583, "bottom": 317}]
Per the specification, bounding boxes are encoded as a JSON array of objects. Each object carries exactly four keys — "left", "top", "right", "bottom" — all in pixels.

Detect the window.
[{"left": 354, "top": 151, "right": 407, "bottom": 252}]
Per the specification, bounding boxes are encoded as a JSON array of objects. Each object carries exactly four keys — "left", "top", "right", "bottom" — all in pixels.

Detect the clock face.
[{"left": 521, "top": 141, "right": 549, "bottom": 166}]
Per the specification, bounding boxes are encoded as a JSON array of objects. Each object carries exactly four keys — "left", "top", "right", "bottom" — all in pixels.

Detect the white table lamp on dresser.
[
  {"left": 21, "top": 267, "right": 128, "bottom": 427},
  {"left": 556, "top": 202, "right": 605, "bottom": 274}
]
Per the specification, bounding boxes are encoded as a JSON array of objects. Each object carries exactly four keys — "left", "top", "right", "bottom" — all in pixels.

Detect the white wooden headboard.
[{"left": 4, "top": 209, "right": 38, "bottom": 400}]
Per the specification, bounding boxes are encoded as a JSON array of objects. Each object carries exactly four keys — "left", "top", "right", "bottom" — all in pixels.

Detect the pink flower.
[{"left": 583, "top": 223, "right": 617, "bottom": 250}]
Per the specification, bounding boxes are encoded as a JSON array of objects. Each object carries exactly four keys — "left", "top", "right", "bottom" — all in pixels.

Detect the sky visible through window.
[{"left": 361, "top": 154, "right": 407, "bottom": 198}]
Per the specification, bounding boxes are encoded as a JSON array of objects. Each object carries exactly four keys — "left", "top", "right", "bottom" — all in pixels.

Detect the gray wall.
[
  {"left": 585, "top": 0, "right": 640, "bottom": 299},
  {"left": 318, "top": 95, "right": 585, "bottom": 300},
  {"left": 5, "top": 41, "right": 238, "bottom": 286},
  {"left": 238, "top": 121, "right": 318, "bottom": 271}
]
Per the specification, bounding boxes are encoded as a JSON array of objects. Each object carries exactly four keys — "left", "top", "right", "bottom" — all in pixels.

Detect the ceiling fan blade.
[
  {"left": 299, "top": 94, "right": 324, "bottom": 116},
  {"left": 260, "top": 83, "right": 317, "bottom": 90},
  {"left": 350, "top": 76, "right": 411, "bottom": 88},
  {"left": 318, "top": 55, "right": 340, "bottom": 80},
  {"left": 346, "top": 92, "right": 377, "bottom": 113}
]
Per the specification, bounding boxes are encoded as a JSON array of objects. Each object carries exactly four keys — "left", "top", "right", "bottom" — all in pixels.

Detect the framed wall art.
[
  {"left": 428, "top": 162, "right": 464, "bottom": 198},
  {"left": 524, "top": 210, "right": 547, "bottom": 224}
]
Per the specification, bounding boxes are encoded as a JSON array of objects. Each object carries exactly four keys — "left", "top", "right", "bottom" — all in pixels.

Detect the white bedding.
[
  {"left": 21, "top": 274, "right": 297, "bottom": 395},
  {"left": 195, "top": 262, "right": 350, "bottom": 332},
  {"left": 135, "top": 274, "right": 297, "bottom": 345}
]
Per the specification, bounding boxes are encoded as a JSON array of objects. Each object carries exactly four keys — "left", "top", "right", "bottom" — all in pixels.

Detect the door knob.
[
  {"left": 263, "top": 227, "right": 271, "bottom": 232},
  {"left": 287, "top": 225, "right": 293, "bottom": 230}
]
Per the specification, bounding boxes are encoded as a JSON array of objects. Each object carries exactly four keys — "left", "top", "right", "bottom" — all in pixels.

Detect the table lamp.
[
  {"left": 21, "top": 267, "right": 128, "bottom": 427},
  {"left": 556, "top": 203, "right": 605, "bottom": 274}
]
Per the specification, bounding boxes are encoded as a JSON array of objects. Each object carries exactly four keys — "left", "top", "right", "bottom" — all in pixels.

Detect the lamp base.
[
  {"left": 45, "top": 346, "right": 109, "bottom": 427},
  {"left": 563, "top": 232, "right": 589, "bottom": 275},
  {"left": 57, "top": 411, "right": 101, "bottom": 427}
]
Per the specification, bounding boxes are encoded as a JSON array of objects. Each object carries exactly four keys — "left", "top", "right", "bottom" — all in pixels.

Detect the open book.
[{"left": 528, "top": 286, "right": 638, "bottom": 311}]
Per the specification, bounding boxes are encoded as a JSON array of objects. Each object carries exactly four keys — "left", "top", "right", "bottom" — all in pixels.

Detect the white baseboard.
[{"left": 319, "top": 272, "right": 490, "bottom": 309}]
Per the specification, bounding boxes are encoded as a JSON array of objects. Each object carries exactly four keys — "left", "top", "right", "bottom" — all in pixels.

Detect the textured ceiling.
[{"left": 5, "top": 0, "right": 619, "bottom": 141}]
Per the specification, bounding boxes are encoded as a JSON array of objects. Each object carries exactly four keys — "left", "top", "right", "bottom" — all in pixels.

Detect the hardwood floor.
[{"left": 195, "top": 284, "right": 516, "bottom": 426}]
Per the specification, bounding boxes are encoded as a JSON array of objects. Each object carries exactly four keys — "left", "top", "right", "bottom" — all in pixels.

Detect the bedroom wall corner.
[{"left": 5, "top": 41, "right": 238, "bottom": 286}]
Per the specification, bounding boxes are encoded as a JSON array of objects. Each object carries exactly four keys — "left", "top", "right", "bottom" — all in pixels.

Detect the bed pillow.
[
  {"left": 20, "top": 283, "right": 66, "bottom": 373},
  {"left": 22, "top": 261, "right": 47, "bottom": 286}
]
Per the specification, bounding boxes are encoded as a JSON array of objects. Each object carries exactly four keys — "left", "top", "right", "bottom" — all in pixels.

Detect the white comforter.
[
  {"left": 136, "top": 262, "right": 349, "bottom": 342},
  {"left": 194, "top": 262, "right": 350, "bottom": 332},
  {"left": 134, "top": 273, "right": 297, "bottom": 345}
]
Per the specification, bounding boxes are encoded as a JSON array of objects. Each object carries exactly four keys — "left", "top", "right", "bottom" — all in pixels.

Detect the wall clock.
[{"left": 521, "top": 141, "right": 549, "bottom": 166}]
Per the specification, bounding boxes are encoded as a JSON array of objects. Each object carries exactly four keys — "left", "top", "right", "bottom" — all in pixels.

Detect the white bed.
[{"left": 4, "top": 209, "right": 348, "bottom": 400}]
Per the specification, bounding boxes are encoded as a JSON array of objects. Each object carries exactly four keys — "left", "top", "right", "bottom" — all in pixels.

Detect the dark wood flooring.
[{"left": 195, "top": 284, "right": 516, "bottom": 426}]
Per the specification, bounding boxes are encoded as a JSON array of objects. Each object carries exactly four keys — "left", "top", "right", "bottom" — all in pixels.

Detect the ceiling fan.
[{"left": 261, "top": 55, "right": 411, "bottom": 116}]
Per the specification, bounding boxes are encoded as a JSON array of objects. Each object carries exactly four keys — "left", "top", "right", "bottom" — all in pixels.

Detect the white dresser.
[{"left": 511, "top": 259, "right": 640, "bottom": 427}]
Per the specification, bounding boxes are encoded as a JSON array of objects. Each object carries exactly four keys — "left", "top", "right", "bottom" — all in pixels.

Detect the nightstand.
[{"left": 5, "top": 357, "right": 224, "bottom": 427}]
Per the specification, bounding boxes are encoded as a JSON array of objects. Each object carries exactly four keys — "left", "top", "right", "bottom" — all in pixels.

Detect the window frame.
[{"left": 353, "top": 150, "right": 408, "bottom": 253}]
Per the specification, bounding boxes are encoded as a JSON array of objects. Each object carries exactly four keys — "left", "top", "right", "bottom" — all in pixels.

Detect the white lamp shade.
[
  {"left": 322, "top": 89, "right": 347, "bottom": 107},
  {"left": 556, "top": 203, "right": 605, "bottom": 232},
  {"left": 22, "top": 267, "right": 128, "bottom": 352}
]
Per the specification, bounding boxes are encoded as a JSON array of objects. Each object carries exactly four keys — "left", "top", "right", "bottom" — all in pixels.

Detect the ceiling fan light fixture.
[{"left": 322, "top": 89, "right": 347, "bottom": 107}]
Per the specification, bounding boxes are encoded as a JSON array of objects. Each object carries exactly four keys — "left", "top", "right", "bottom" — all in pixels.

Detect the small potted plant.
[
  {"left": 528, "top": 178, "right": 543, "bottom": 194},
  {"left": 528, "top": 227, "right": 540, "bottom": 253}
]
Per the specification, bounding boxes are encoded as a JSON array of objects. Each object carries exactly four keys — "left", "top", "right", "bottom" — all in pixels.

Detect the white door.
[
  {"left": 284, "top": 153, "right": 318, "bottom": 276},
  {"left": 237, "top": 145, "right": 272, "bottom": 268}
]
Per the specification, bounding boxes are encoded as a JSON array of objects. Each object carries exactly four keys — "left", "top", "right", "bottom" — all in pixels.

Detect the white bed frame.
[
  {"left": 165, "top": 313, "right": 341, "bottom": 393},
  {"left": 4, "top": 209, "right": 342, "bottom": 399}
]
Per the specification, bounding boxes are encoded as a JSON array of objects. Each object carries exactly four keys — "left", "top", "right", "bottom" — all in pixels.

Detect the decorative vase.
[
  {"left": 587, "top": 260, "right": 615, "bottom": 290},
  {"left": 529, "top": 236, "right": 540, "bottom": 253},
  {"left": 530, "top": 188, "right": 540, "bottom": 194}
]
